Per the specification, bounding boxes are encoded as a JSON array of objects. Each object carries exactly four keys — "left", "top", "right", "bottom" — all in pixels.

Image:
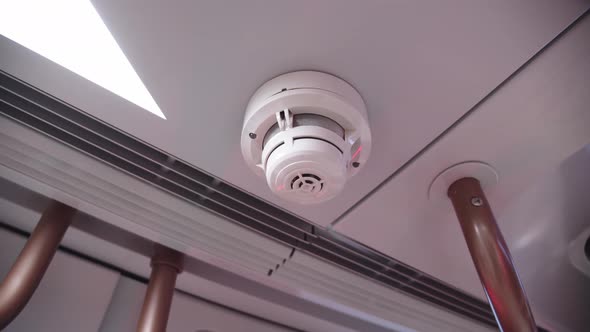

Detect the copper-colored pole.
[
  {"left": 136, "top": 245, "right": 184, "bottom": 332},
  {"left": 0, "top": 201, "right": 76, "bottom": 330},
  {"left": 448, "top": 177, "right": 536, "bottom": 332}
]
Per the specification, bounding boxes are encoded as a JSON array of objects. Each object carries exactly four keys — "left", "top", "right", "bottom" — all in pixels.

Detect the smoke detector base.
[{"left": 241, "top": 71, "right": 371, "bottom": 204}]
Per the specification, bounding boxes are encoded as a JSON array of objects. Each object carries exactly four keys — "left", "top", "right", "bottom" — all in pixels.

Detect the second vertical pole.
[{"left": 136, "top": 245, "right": 184, "bottom": 332}]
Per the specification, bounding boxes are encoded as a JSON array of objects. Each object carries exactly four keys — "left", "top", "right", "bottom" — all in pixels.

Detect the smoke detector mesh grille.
[
  {"left": 290, "top": 173, "right": 323, "bottom": 193},
  {"left": 0, "top": 70, "right": 549, "bottom": 330}
]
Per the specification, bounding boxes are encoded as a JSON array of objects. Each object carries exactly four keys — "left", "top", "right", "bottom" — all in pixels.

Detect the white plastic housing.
[{"left": 241, "top": 71, "right": 371, "bottom": 204}]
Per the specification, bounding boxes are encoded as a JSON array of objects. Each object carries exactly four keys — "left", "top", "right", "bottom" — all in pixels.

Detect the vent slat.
[
  {"left": 314, "top": 229, "right": 493, "bottom": 316},
  {"left": 301, "top": 243, "right": 497, "bottom": 324},
  {"left": 0, "top": 101, "right": 306, "bottom": 248},
  {"left": 0, "top": 84, "right": 315, "bottom": 238}
]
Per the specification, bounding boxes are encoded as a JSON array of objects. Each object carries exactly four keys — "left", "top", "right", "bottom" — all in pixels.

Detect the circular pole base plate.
[{"left": 428, "top": 161, "right": 498, "bottom": 202}]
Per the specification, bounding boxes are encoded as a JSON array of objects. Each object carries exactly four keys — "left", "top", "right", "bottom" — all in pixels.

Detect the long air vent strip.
[{"left": 2, "top": 70, "right": 544, "bottom": 329}]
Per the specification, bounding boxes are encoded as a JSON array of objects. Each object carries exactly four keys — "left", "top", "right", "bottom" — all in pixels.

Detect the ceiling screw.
[
  {"left": 248, "top": 132, "right": 257, "bottom": 139},
  {"left": 471, "top": 196, "right": 483, "bottom": 207}
]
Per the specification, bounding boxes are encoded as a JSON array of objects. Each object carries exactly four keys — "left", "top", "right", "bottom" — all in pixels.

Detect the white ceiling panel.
[
  {"left": 494, "top": 146, "right": 590, "bottom": 332},
  {"left": 334, "top": 12, "right": 590, "bottom": 309},
  {"left": 1, "top": 1, "right": 588, "bottom": 226}
]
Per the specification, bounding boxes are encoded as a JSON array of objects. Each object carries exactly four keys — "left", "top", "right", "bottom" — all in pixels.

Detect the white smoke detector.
[{"left": 241, "top": 71, "right": 371, "bottom": 204}]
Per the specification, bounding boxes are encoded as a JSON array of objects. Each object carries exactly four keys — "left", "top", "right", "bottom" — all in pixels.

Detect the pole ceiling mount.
[{"left": 428, "top": 161, "right": 499, "bottom": 202}]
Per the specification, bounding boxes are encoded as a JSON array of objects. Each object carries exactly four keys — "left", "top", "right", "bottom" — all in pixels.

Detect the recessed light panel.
[{"left": 0, "top": 0, "right": 165, "bottom": 119}]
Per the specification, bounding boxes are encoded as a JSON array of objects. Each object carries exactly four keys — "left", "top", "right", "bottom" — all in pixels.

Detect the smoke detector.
[{"left": 241, "top": 71, "right": 371, "bottom": 204}]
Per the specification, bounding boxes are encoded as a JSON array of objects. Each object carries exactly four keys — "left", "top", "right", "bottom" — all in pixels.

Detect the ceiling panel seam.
[{"left": 329, "top": 8, "right": 590, "bottom": 227}]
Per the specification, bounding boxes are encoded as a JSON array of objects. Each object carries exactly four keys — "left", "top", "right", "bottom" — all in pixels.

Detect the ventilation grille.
[{"left": 1, "top": 70, "right": 526, "bottom": 329}]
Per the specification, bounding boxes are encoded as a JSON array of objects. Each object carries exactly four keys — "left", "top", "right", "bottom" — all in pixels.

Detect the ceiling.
[{"left": 1, "top": 1, "right": 590, "bottom": 331}]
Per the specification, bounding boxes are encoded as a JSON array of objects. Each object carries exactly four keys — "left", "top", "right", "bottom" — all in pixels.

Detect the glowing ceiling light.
[{"left": 0, "top": 0, "right": 165, "bottom": 119}]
